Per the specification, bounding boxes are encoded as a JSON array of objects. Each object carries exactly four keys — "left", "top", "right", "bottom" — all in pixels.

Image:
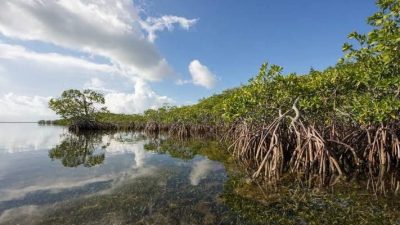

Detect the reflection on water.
[
  {"left": 190, "top": 159, "right": 223, "bottom": 186},
  {"left": 0, "top": 123, "right": 64, "bottom": 153},
  {"left": 0, "top": 124, "right": 400, "bottom": 225},
  {"left": 0, "top": 124, "right": 235, "bottom": 225},
  {"left": 49, "top": 133, "right": 106, "bottom": 167}
]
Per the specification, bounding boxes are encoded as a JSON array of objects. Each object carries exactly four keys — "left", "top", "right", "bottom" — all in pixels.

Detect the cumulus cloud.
[
  {"left": 140, "top": 16, "right": 198, "bottom": 42},
  {"left": 84, "top": 77, "right": 107, "bottom": 90},
  {"left": 0, "top": 44, "right": 173, "bottom": 121},
  {"left": 105, "top": 80, "right": 173, "bottom": 114},
  {"left": 0, "top": 81, "right": 172, "bottom": 121},
  {"left": 0, "top": 0, "right": 199, "bottom": 121},
  {"left": 83, "top": 77, "right": 116, "bottom": 93},
  {"left": 188, "top": 60, "right": 217, "bottom": 89},
  {"left": 0, "top": 0, "right": 196, "bottom": 81}
]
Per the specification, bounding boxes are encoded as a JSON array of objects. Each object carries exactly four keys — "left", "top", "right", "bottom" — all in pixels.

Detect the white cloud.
[
  {"left": 0, "top": 87, "right": 172, "bottom": 122},
  {"left": 0, "top": 42, "right": 131, "bottom": 96},
  {"left": 0, "top": 64, "right": 9, "bottom": 86},
  {"left": 188, "top": 60, "right": 217, "bottom": 89},
  {"left": 84, "top": 77, "right": 106, "bottom": 90},
  {"left": 140, "top": 15, "right": 198, "bottom": 42},
  {"left": 0, "top": 0, "right": 199, "bottom": 121},
  {"left": 105, "top": 80, "right": 173, "bottom": 114},
  {"left": 0, "top": 43, "right": 117, "bottom": 74},
  {"left": 0, "top": 78, "right": 172, "bottom": 121},
  {"left": 0, "top": 0, "right": 196, "bottom": 81},
  {"left": 83, "top": 77, "right": 115, "bottom": 93},
  {"left": 0, "top": 34, "right": 175, "bottom": 120},
  {"left": 0, "top": 93, "right": 56, "bottom": 122}
]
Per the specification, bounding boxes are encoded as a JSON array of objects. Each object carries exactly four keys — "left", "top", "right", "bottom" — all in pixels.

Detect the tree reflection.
[
  {"left": 143, "top": 138, "right": 228, "bottom": 162},
  {"left": 49, "top": 132, "right": 106, "bottom": 167}
]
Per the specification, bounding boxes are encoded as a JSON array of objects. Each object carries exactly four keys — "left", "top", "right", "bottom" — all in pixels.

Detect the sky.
[{"left": 0, "top": 0, "right": 377, "bottom": 121}]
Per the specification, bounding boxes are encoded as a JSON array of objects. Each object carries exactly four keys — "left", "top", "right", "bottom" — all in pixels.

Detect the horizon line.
[{"left": 0, "top": 122, "right": 37, "bottom": 123}]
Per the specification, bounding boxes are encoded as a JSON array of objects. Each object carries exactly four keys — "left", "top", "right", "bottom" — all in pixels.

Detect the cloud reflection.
[
  {"left": 0, "top": 124, "right": 64, "bottom": 153},
  {"left": 0, "top": 131, "right": 156, "bottom": 207},
  {"left": 189, "top": 158, "right": 223, "bottom": 186}
]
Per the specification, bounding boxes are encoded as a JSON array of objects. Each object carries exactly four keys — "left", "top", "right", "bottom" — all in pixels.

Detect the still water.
[
  {"left": 0, "top": 123, "right": 400, "bottom": 225},
  {"left": 0, "top": 123, "right": 241, "bottom": 224}
]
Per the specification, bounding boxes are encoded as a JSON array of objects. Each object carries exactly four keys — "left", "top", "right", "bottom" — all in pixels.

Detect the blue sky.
[
  {"left": 150, "top": 0, "right": 376, "bottom": 102},
  {"left": 0, "top": 0, "right": 377, "bottom": 121}
]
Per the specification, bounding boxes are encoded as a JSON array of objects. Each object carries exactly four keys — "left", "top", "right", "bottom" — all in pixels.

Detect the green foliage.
[
  {"left": 340, "top": 0, "right": 400, "bottom": 124},
  {"left": 49, "top": 89, "right": 108, "bottom": 120},
  {"left": 220, "top": 0, "right": 399, "bottom": 125}
]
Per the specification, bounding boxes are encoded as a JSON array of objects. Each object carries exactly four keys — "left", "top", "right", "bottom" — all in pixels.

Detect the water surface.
[
  {"left": 0, "top": 124, "right": 236, "bottom": 224},
  {"left": 0, "top": 123, "right": 399, "bottom": 225}
]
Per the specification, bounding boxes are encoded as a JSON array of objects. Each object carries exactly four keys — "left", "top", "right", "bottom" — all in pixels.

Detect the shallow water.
[
  {"left": 0, "top": 123, "right": 399, "bottom": 225},
  {"left": 0, "top": 124, "right": 238, "bottom": 224}
]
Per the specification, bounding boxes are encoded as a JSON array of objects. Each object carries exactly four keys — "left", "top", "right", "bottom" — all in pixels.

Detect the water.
[
  {"left": 0, "top": 123, "right": 399, "bottom": 225},
  {"left": 0, "top": 124, "right": 236, "bottom": 224}
]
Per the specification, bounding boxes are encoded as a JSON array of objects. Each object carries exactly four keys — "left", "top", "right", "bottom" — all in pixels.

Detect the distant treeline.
[{"left": 38, "top": 119, "right": 68, "bottom": 125}]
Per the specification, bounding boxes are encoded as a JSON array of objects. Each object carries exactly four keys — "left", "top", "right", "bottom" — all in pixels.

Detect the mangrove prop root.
[{"left": 227, "top": 102, "right": 400, "bottom": 193}]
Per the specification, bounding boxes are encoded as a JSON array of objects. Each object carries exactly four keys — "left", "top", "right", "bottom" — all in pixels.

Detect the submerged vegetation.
[
  {"left": 46, "top": 0, "right": 400, "bottom": 193},
  {"left": 4, "top": 131, "right": 399, "bottom": 225}
]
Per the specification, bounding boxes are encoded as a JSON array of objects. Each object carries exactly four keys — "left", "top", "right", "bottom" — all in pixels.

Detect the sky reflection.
[
  {"left": 0, "top": 123, "right": 64, "bottom": 153},
  {"left": 0, "top": 124, "right": 227, "bottom": 224}
]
